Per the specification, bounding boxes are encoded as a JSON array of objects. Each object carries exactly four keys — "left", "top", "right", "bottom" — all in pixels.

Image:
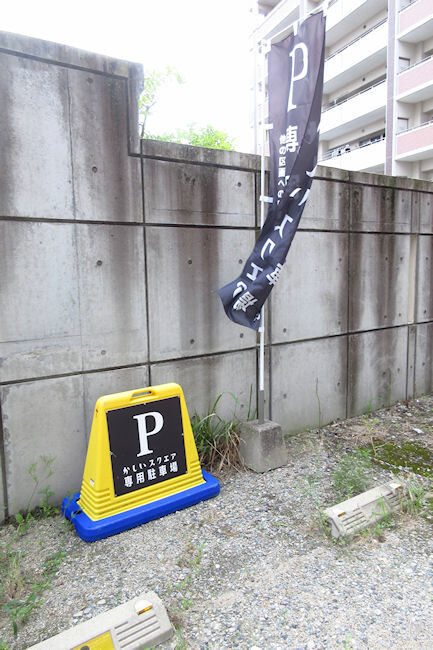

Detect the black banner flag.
[{"left": 217, "top": 12, "right": 326, "bottom": 330}]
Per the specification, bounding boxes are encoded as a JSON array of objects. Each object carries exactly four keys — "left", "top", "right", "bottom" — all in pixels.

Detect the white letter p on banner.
[
  {"left": 287, "top": 43, "right": 308, "bottom": 113},
  {"left": 133, "top": 412, "right": 164, "bottom": 456}
]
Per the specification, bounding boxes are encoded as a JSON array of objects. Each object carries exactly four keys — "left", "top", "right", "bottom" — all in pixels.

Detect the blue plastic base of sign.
[{"left": 62, "top": 470, "right": 220, "bottom": 543}]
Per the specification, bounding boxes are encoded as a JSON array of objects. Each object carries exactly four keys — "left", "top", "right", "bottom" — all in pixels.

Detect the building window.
[{"left": 397, "top": 117, "right": 409, "bottom": 133}]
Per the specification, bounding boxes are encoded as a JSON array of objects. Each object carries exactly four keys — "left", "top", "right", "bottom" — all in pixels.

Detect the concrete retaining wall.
[{"left": 0, "top": 32, "right": 432, "bottom": 518}]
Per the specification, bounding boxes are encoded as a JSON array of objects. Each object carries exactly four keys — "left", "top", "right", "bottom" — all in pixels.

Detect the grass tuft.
[{"left": 191, "top": 391, "right": 253, "bottom": 472}]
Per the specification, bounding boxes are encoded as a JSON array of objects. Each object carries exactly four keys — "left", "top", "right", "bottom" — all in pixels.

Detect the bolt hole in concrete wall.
[{"left": 0, "top": 32, "right": 432, "bottom": 517}]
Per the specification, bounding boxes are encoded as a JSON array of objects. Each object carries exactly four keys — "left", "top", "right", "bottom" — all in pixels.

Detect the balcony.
[
  {"left": 254, "top": 0, "right": 300, "bottom": 42},
  {"left": 397, "top": 56, "right": 433, "bottom": 103},
  {"left": 326, "top": 0, "right": 388, "bottom": 47},
  {"left": 324, "top": 19, "right": 388, "bottom": 94},
  {"left": 395, "top": 121, "right": 433, "bottom": 161},
  {"left": 399, "top": 0, "right": 433, "bottom": 42},
  {"left": 320, "top": 138, "right": 385, "bottom": 173},
  {"left": 321, "top": 80, "right": 386, "bottom": 140}
]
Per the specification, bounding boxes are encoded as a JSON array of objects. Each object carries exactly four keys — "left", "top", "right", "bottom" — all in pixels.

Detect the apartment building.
[{"left": 251, "top": 0, "right": 433, "bottom": 181}]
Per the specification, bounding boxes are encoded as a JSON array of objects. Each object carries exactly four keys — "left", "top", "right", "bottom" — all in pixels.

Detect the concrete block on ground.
[
  {"left": 271, "top": 337, "right": 347, "bottom": 433},
  {"left": 30, "top": 591, "right": 173, "bottom": 649},
  {"left": 348, "top": 327, "right": 408, "bottom": 416},
  {"left": 82, "top": 365, "right": 150, "bottom": 441},
  {"left": 238, "top": 419, "right": 287, "bottom": 473},
  {"left": 416, "top": 235, "right": 433, "bottom": 322},
  {"left": 0, "top": 221, "right": 82, "bottom": 383},
  {"left": 0, "top": 54, "right": 74, "bottom": 219},
  {"left": 349, "top": 233, "right": 410, "bottom": 332},
  {"left": 271, "top": 232, "right": 348, "bottom": 343},
  {"left": 150, "top": 349, "right": 256, "bottom": 423},
  {"left": 146, "top": 226, "right": 256, "bottom": 360},
  {"left": 142, "top": 159, "right": 255, "bottom": 227},
  {"left": 68, "top": 69, "right": 142, "bottom": 222},
  {"left": 350, "top": 183, "right": 412, "bottom": 233},
  {"left": 325, "top": 480, "right": 405, "bottom": 538},
  {"left": 76, "top": 224, "right": 148, "bottom": 370},
  {"left": 414, "top": 323, "right": 433, "bottom": 397},
  {"left": 301, "top": 177, "right": 350, "bottom": 230},
  {"left": 1, "top": 376, "right": 87, "bottom": 513}
]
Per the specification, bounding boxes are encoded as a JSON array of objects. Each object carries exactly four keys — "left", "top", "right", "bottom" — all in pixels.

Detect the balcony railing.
[
  {"left": 399, "top": 0, "right": 419, "bottom": 12},
  {"left": 325, "top": 18, "right": 387, "bottom": 61},
  {"left": 399, "top": 0, "right": 433, "bottom": 36},
  {"left": 396, "top": 119, "right": 433, "bottom": 160},
  {"left": 322, "top": 79, "right": 386, "bottom": 112},
  {"left": 397, "top": 54, "right": 433, "bottom": 74},
  {"left": 320, "top": 134, "right": 386, "bottom": 161},
  {"left": 397, "top": 118, "right": 433, "bottom": 135}
]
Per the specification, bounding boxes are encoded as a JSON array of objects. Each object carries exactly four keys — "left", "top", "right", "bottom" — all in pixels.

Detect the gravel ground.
[{"left": 1, "top": 395, "right": 433, "bottom": 649}]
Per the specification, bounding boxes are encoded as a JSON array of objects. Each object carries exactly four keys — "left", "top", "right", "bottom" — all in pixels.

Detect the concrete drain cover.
[
  {"left": 30, "top": 592, "right": 173, "bottom": 649},
  {"left": 324, "top": 481, "right": 405, "bottom": 538}
]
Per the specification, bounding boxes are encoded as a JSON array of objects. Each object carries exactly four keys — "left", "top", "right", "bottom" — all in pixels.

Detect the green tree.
[
  {"left": 146, "top": 123, "right": 234, "bottom": 150},
  {"left": 139, "top": 66, "right": 183, "bottom": 138},
  {"left": 140, "top": 67, "right": 235, "bottom": 151}
]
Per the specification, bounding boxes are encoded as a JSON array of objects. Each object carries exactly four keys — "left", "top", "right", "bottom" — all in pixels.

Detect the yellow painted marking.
[{"left": 71, "top": 629, "right": 114, "bottom": 649}]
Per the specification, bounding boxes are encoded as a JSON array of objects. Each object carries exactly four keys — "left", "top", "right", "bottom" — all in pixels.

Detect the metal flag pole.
[{"left": 258, "top": 38, "right": 271, "bottom": 424}]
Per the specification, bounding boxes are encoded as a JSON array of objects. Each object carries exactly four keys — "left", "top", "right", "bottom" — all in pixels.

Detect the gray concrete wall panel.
[
  {"left": 68, "top": 69, "right": 142, "bottom": 222},
  {"left": 76, "top": 224, "right": 148, "bottom": 370},
  {"left": 419, "top": 192, "right": 433, "bottom": 234},
  {"left": 348, "top": 327, "right": 408, "bottom": 416},
  {"left": 1, "top": 376, "right": 87, "bottom": 513},
  {"left": 271, "top": 232, "right": 348, "bottom": 343},
  {"left": 350, "top": 185, "right": 412, "bottom": 233},
  {"left": 150, "top": 350, "right": 256, "bottom": 424},
  {"left": 142, "top": 159, "right": 255, "bottom": 227},
  {"left": 414, "top": 323, "right": 433, "bottom": 397},
  {"left": 415, "top": 236, "right": 433, "bottom": 322},
  {"left": 82, "top": 366, "right": 150, "bottom": 442},
  {"left": 0, "top": 221, "right": 82, "bottom": 383},
  {"left": 146, "top": 226, "right": 256, "bottom": 360},
  {"left": 0, "top": 31, "right": 143, "bottom": 156},
  {"left": 301, "top": 179, "right": 350, "bottom": 230},
  {"left": 271, "top": 337, "right": 347, "bottom": 433},
  {"left": 349, "top": 233, "right": 411, "bottom": 332},
  {"left": 0, "top": 54, "right": 74, "bottom": 220},
  {"left": 141, "top": 138, "right": 261, "bottom": 171}
]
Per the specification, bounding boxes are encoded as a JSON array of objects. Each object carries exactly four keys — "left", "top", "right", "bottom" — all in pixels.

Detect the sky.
[{"left": 1, "top": 0, "right": 258, "bottom": 152}]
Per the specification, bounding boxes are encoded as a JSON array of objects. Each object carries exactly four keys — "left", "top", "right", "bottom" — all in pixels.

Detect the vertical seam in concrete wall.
[
  {"left": 345, "top": 187, "right": 352, "bottom": 419},
  {"left": 408, "top": 233, "right": 418, "bottom": 323},
  {"left": 0, "top": 399, "right": 9, "bottom": 519},
  {"left": 405, "top": 324, "right": 410, "bottom": 400},
  {"left": 66, "top": 70, "right": 77, "bottom": 218},
  {"left": 413, "top": 323, "right": 418, "bottom": 396},
  {"left": 140, "top": 143, "right": 152, "bottom": 385},
  {"left": 124, "top": 77, "right": 132, "bottom": 156}
]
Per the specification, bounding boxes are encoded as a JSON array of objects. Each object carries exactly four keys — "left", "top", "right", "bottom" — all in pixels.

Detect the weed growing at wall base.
[{"left": 191, "top": 390, "right": 254, "bottom": 472}]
